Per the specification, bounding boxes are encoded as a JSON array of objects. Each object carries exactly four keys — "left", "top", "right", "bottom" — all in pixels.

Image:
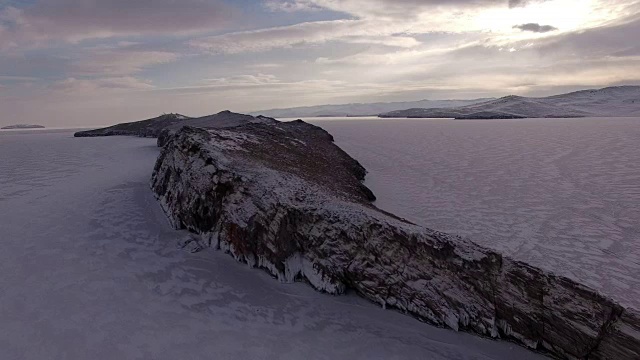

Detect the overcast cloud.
[{"left": 0, "top": 0, "right": 638, "bottom": 126}]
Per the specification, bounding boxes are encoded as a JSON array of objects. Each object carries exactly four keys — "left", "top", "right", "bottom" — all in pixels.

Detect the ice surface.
[
  {"left": 312, "top": 116, "right": 640, "bottom": 309},
  {"left": 0, "top": 130, "right": 544, "bottom": 359}
]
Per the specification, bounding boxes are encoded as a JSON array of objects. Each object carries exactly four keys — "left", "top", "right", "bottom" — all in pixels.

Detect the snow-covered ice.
[
  {"left": 312, "top": 116, "right": 640, "bottom": 309},
  {"left": 0, "top": 129, "right": 544, "bottom": 359}
]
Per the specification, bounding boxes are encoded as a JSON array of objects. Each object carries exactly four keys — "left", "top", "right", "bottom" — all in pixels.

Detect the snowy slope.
[
  {"left": 381, "top": 86, "right": 640, "bottom": 118},
  {"left": 544, "top": 86, "right": 640, "bottom": 116},
  {"left": 250, "top": 98, "right": 494, "bottom": 118}
]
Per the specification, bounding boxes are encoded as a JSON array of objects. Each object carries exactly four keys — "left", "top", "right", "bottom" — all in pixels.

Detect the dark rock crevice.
[{"left": 586, "top": 307, "right": 624, "bottom": 359}]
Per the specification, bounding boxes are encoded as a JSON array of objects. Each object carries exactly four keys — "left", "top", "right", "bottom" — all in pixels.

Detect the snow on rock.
[
  {"left": 156, "top": 111, "right": 278, "bottom": 147},
  {"left": 150, "top": 121, "right": 640, "bottom": 359}
]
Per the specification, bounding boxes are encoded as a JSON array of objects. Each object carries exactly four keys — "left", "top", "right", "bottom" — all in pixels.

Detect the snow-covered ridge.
[
  {"left": 151, "top": 122, "right": 640, "bottom": 359},
  {"left": 381, "top": 86, "right": 640, "bottom": 119},
  {"left": 250, "top": 98, "right": 495, "bottom": 118}
]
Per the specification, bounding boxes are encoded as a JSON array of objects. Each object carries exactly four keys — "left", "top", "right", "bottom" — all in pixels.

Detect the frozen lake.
[
  {"left": 312, "top": 117, "right": 640, "bottom": 309},
  {"left": 0, "top": 129, "right": 543, "bottom": 359}
]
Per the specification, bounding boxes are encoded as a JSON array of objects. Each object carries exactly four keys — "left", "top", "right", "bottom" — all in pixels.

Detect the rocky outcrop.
[
  {"left": 74, "top": 113, "right": 191, "bottom": 138},
  {"left": 150, "top": 121, "right": 640, "bottom": 359},
  {"left": 73, "top": 111, "right": 277, "bottom": 139},
  {"left": 156, "top": 111, "right": 277, "bottom": 147}
]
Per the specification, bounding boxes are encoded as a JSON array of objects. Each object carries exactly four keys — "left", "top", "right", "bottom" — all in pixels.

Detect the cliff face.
[{"left": 150, "top": 123, "right": 640, "bottom": 359}]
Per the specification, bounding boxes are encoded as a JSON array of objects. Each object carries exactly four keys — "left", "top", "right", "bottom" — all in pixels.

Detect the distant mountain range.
[
  {"left": 380, "top": 86, "right": 640, "bottom": 119},
  {"left": 249, "top": 86, "right": 640, "bottom": 119},
  {"left": 250, "top": 98, "right": 495, "bottom": 118},
  {"left": 72, "top": 86, "right": 640, "bottom": 137}
]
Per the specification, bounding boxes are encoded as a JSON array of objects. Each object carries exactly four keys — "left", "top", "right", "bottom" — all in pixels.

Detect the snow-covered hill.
[
  {"left": 381, "top": 86, "right": 640, "bottom": 119},
  {"left": 544, "top": 86, "right": 640, "bottom": 116},
  {"left": 250, "top": 98, "right": 494, "bottom": 118}
]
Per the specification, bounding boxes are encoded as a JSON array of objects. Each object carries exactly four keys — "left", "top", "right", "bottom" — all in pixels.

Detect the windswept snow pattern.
[
  {"left": 0, "top": 130, "right": 544, "bottom": 359},
  {"left": 313, "top": 117, "right": 640, "bottom": 309}
]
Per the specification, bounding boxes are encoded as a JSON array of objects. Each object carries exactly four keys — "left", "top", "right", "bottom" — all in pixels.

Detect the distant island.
[{"left": 1, "top": 124, "right": 45, "bottom": 129}]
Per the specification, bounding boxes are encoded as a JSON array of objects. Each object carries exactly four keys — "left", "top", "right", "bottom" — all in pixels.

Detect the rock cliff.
[{"left": 150, "top": 121, "right": 640, "bottom": 359}]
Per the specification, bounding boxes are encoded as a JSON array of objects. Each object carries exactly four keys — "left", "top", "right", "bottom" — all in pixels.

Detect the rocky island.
[
  {"left": 1, "top": 124, "right": 45, "bottom": 129},
  {"left": 149, "top": 116, "right": 639, "bottom": 359},
  {"left": 74, "top": 111, "right": 277, "bottom": 140}
]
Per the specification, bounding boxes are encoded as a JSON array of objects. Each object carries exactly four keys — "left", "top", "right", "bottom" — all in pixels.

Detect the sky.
[{"left": 0, "top": 0, "right": 639, "bottom": 126}]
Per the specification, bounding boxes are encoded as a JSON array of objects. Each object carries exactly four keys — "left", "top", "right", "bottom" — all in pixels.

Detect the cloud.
[
  {"left": 200, "top": 74, "right": 282, "bottom": 88},
  {"left": 268, "top": 0, "right": 505, "bottom": 11},
  {"left": 0, "top": 0, "right": 235, "bottom": 48},
  {"left": 71, "top": 49, "right": 179, "bottom": 76},
  {"left": 534, "top": 16, "right": 640, "bottom": 58},
  {"left": 3, "top": 0, "right": 640, "bottom": 128},
  {"left": 198, "top": 0, "right": 635, "bottom": 55},
  {"left": 265, "top": 0, "right": 506, "bottom": 20},
  {"left": 51, "top": 76, "right": 155, "bottom": 93},
  {"left": 513, "top": 23, "right": 558, "bottom": 33},
  {"left": 190, "top": 19, "right": 419, "bottom": 54},
  {"left": 508, "top": 0, "right": 548, "bottom": 8},
  {"left": 264, "top": 0, "right": 323, "bottom": 12},
  {"left": 264, "top": 0, "right": 555, "bottom": 18}
]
